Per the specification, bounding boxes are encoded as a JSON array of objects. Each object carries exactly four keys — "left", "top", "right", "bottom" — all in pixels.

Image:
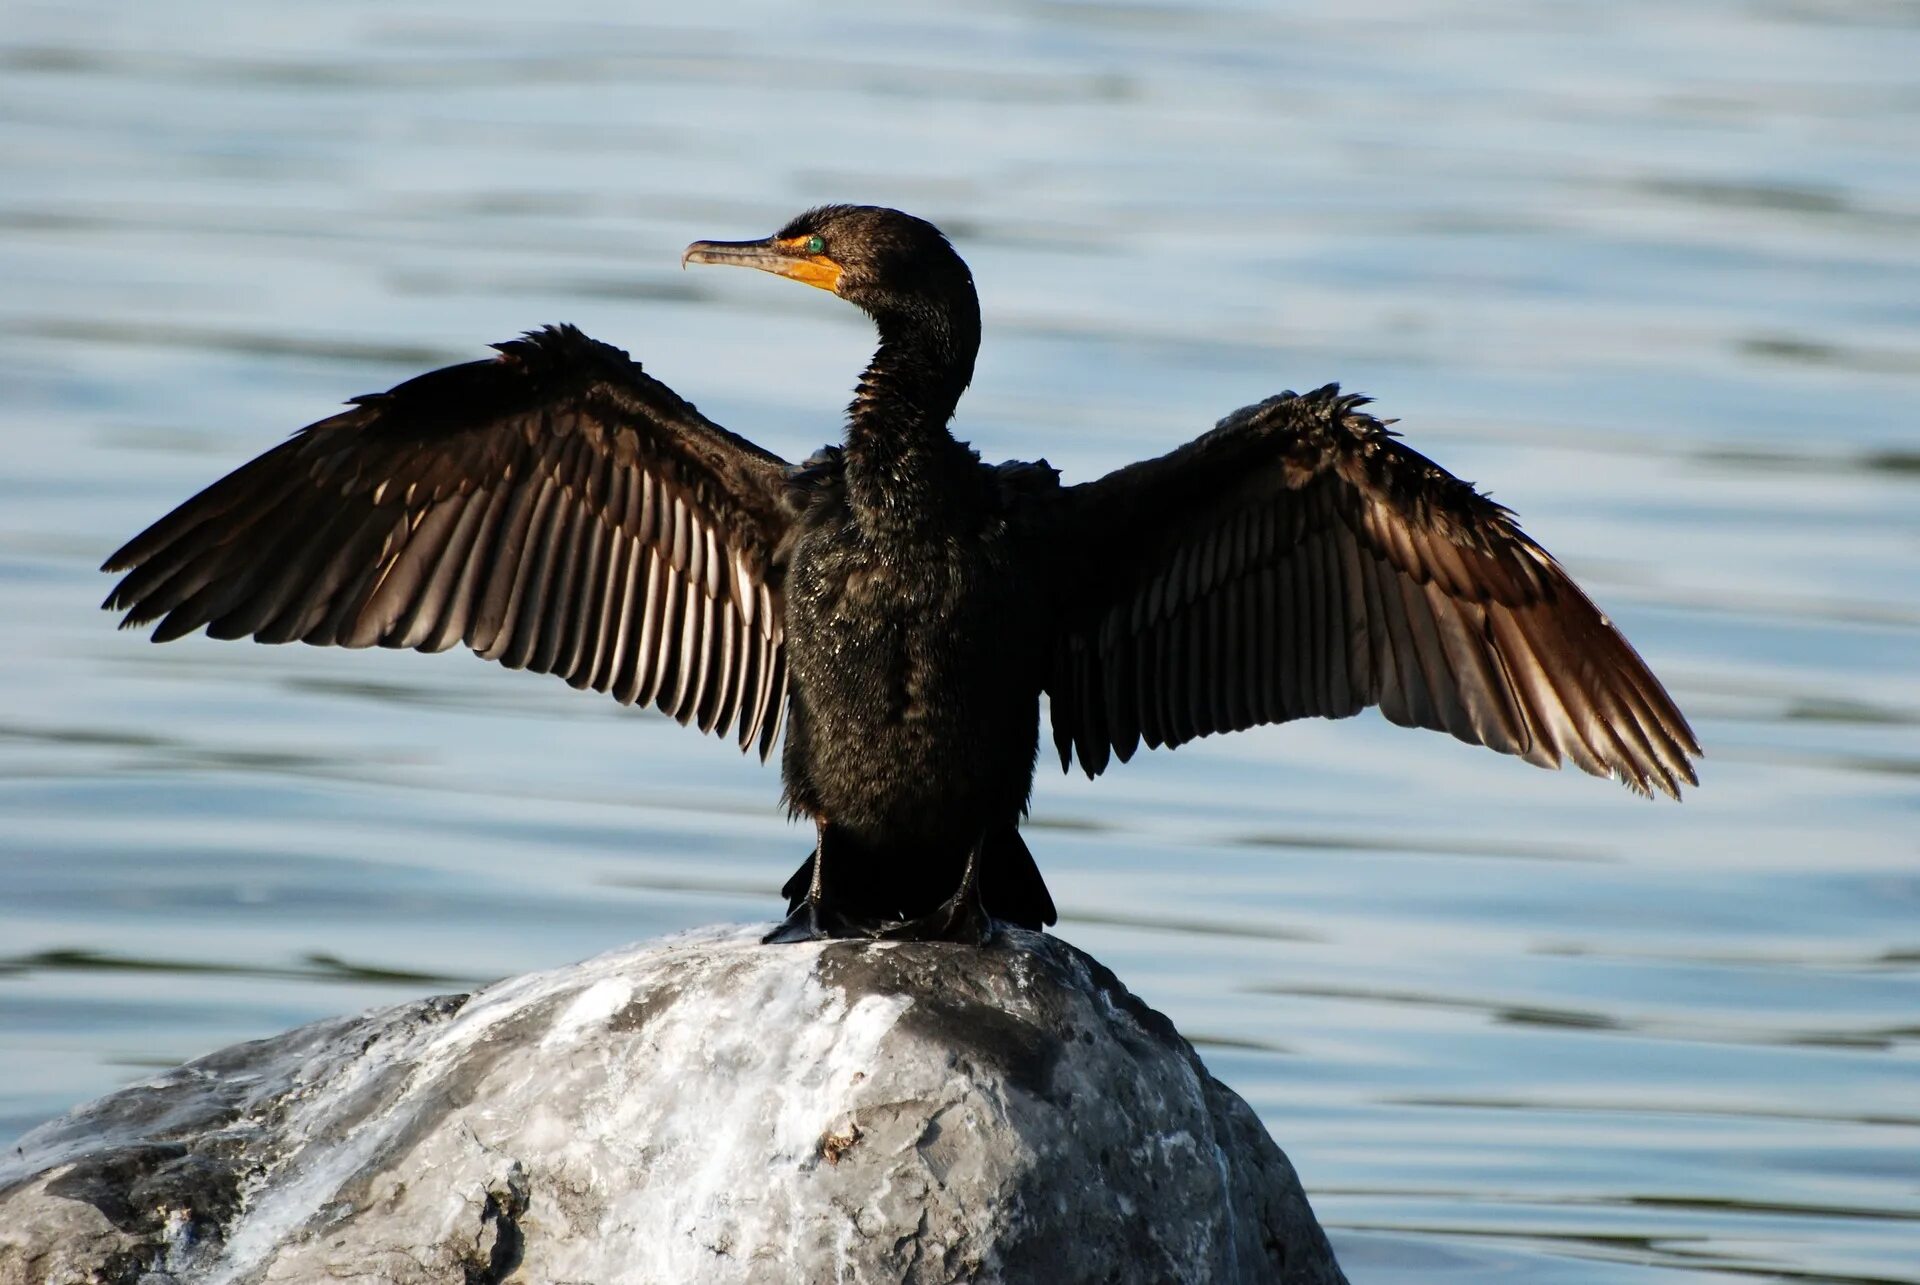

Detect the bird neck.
[{"left": 842, "top": 304, "right": 982, "bottom": 530}]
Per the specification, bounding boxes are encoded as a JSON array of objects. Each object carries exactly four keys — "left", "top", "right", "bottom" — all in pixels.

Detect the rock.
[{"left": 0, "top": 927, "right": 1348, "bottom": 1285}]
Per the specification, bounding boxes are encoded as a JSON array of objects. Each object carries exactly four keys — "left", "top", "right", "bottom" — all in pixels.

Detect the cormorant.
[{"left": 102, "top": 204, "right": 1700, "bottom": 943}]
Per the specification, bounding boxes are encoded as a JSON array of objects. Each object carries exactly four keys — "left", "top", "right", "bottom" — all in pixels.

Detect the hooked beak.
[{"left": 681, "top": 236, "right": 843, "bottom": 294}]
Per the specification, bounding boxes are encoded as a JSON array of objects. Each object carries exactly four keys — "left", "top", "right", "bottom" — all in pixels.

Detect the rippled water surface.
[{"left": 3, "top": 1, "right": 1917, "bottom": 1280}]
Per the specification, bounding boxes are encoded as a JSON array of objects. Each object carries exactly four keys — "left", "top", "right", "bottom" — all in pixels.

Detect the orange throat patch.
[{"left": 774, "top": 239, "right": 843, "bottom": 292}]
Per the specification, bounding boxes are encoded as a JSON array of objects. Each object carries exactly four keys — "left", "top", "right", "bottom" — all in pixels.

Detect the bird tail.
[{"left": 980, "top": 826, "right": 1057, "bottom": 930}]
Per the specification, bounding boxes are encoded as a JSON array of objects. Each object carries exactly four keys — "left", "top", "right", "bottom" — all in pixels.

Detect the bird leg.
[
  {"left": 764, "top": 821, "right": 886, "bottom": 943},
  {"left": 878, "top": 834, "right": 997, "bottom": 946}
]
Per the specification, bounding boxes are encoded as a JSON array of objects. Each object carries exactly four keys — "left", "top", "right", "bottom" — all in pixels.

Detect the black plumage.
[
  {"left": 103, "top": 204, "right": 1700, "bottom": 942},
  {"left": 105, "top": 325, "right": 791, "bottom": 756}
]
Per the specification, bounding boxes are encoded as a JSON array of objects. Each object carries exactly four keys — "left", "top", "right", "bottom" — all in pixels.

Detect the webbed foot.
[
  {"left": 762, "top": 898, "right": 889, "bottom": 944},
  {"left": 763, "top": 826, "right": 1001, "bottom": 945},
  {"left": 765, "top": 825, "right": 885, "bottom": 943},
  {"left": 875, "top": 890, "right": 998, "bottom": 945},
  {"left": 874, "top": 835, "right": 996, "bottom": 945}
]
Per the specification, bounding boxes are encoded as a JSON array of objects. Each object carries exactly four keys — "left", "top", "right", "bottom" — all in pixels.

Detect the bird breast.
[{"left": 780, "top": 504, "right": 1048, "bottom": 830}]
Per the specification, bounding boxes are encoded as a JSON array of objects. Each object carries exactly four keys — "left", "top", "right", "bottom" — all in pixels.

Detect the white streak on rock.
[{"left": 543, "top": 977, "right": 635, "bottom": 1049}]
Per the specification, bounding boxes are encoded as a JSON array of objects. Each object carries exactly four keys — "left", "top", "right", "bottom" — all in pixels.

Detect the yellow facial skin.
[{"left": 771, "top": 237, "right": 843, "bottom": 292}]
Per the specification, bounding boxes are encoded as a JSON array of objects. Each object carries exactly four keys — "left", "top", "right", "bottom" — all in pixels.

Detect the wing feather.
[
  {"left": 1045, "top": 385, "right": 1699, "bottom": 797},
  {"left": 426, "top": 483, "right": 509, "bottom": 654},
  {"left": 104, "top": 325, "right": 793, "bottom": 757}
]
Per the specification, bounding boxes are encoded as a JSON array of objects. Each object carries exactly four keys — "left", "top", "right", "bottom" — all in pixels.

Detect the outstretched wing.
[
  {"left": 103, "top": 325, "right": 794, "bottom": 757},
  {"left": 1045, "top": 385, "right": 1700, "bottom": 797}
]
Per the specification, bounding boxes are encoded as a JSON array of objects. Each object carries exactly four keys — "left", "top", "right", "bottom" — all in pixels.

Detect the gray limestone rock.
[{"left": 0, "top": 927, "right": 1347, "bottom": 1285}]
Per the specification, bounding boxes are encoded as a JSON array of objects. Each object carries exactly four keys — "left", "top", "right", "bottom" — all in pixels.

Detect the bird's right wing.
[
  {"left": 103, "top": 325, "right": 794, "bottom": 757},
  {"left": 1044, "top": 386, "right": 1700, "bottom": 797}
]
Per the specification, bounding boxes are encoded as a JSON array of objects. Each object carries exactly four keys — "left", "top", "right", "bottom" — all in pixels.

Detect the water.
[{"left": 2, "top": 0, "right": 1916, "bottom": 1279}]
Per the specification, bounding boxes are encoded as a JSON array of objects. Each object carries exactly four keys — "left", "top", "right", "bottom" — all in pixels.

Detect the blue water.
[{"left": 2, "top": 1, "right": 1917, "bottom": 1280}]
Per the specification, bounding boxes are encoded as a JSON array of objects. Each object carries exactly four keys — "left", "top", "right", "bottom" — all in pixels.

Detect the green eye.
[{"left": 804, "top": 235, "right": 826, "bottom": 255}]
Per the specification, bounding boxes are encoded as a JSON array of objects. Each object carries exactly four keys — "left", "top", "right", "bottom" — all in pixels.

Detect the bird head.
[{"left": 683, "top": 205, "right": 975, "bottom": 331}]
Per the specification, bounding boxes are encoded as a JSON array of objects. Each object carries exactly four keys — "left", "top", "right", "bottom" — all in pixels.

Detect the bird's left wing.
[
  {"left": 1043, "top": 386, "right": 1700, "bottom": 797},
  {"left": 103, "top": 326, "right": 795, "bottom": 756}
]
